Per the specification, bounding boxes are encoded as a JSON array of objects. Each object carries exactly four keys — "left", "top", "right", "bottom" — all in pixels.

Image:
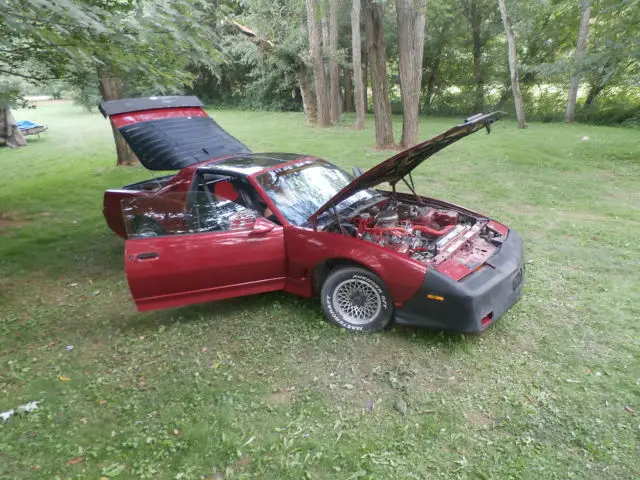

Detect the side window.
[{"left": 122, "top": 191, "right": 256, "bottom": 239}]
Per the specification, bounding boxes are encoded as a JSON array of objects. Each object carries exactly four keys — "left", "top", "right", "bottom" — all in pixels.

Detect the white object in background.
[{"left": 1, "top": 410, "right": 15, "bottom": 421}]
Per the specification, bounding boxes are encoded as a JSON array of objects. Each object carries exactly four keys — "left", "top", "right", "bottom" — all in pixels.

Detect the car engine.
[{"left": 331, "top": 198, "right": 504, "bottom": 268}]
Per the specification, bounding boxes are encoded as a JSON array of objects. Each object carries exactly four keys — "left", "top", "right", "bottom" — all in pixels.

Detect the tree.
[
  {"left": 306, "top": 0, "right": 332, "bottom": 126},
  {"left": 0, "top": 0, "right": 219, "bottom": 162},
  {"left": 0, "top": 106, "right": 26, "bottom": 148},
  {"left": 468, "top": 0, "right": 485, "bottom": 113},
  {"left": 329, "top": 0, "right": 342, "bottom": 123},
  {"left": 565, "top": 0, "right": 592, "bottom": 123},
  {"left": 351, "top": 0, "right": 366, "bottom": 129},
  {"left": 497, "top": 0, "right": 526, "bottom": 128},
  {"left": 230, "top": 18, "right": 317, "bottom": 124},
  {"left": 98, "top": 72, "right": 138, "bottom": 164},
  {"left": 460, "top": 0, "right": 501, "bottom": 114},
  {"left": 396, "top": 0, "right": 425, "bottom": 148},
  {"left": 363, "top": 0, "right": 394, "bottom": 148},
  {"left": 343, "top": 64, "right": 354, "bottom": 112}
]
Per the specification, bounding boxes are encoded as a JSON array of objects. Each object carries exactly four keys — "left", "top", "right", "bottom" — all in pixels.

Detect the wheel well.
[{"left": 312, "top": 258, "right": 371, "bottom": 296}]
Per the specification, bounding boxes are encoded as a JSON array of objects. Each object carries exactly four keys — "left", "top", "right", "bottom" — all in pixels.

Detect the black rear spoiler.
[{"left": 99, "top": 96, "right": 204, "bottom": 117}]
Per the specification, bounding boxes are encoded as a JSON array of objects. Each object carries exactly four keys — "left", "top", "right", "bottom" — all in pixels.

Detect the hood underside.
[
  {"left": 99, "top": 96, "right": 250, "bottom": 171},
  {"left": 309, "top": 112, "right": 505, "bottom": 223}
]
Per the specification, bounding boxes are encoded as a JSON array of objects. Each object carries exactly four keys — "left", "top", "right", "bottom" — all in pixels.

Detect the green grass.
[{"left": 1, "top": 102, "right": 639, "bottom": 479}]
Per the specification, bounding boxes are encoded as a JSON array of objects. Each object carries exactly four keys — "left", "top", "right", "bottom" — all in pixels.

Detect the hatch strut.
[{"left": 400, "top": 172, "right": 425, "bottom": 204}]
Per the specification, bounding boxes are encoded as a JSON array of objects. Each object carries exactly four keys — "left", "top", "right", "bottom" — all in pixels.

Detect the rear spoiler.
[{"left": 99, "top": 96, "right": 204, "bottom": 118}]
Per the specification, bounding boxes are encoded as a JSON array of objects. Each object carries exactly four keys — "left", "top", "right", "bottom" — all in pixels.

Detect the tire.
[
  {"left": 320, "top": 266, "right": 394, "bottom": 332},
  {"left": 133, "top": 217, "right": 164, "bottom": 238}
]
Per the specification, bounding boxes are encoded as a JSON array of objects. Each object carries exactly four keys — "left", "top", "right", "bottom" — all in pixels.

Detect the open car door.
[{"left": 121, "top": 191, "right": 285, "bottom": 311}]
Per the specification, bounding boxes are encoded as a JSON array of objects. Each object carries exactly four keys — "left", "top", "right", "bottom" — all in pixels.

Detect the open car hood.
[
  {"left": 308, "top": 112, "right": 505, "bottom": 223},
  {"left": 99, "top": 96, "right": 250, "bottom": 171}
]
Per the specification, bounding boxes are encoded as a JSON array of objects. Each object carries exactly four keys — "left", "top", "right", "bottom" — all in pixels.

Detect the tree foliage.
[
  {"left": 0, "top": 0, "right": 220, "bottom": 106},
  {"left": 2, "top": 0, "right": 639, "bottom": 133}
]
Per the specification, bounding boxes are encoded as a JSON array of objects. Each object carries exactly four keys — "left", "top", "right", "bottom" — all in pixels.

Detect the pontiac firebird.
[{"left": 100, "top": 96, "right": 524, "bottom": 333}]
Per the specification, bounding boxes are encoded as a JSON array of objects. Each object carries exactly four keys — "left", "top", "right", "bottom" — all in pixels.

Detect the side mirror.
[{"left": 352, "top": 166, "right": 363, "bottom": 178}]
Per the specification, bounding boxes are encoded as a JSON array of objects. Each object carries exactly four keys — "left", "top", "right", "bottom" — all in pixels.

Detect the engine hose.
[
  {"left": 369, "top": 227, "right": 411, "bottom": 237},
  {"left": 413, "top": 224, "right": 455, "bottom": 237}
]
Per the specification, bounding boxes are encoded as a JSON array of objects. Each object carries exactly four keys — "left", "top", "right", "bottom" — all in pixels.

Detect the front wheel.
[{"left": 320, "top": 267, "right": 394, "bottom": 332}]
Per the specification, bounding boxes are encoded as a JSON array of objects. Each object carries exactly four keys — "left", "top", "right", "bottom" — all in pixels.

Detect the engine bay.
[{"left": 325, "top": 196, "right": 506, "bottom": 270}]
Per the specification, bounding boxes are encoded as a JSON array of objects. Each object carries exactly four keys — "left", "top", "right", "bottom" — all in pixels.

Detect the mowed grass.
[{"left": 1, "top": 102, "right": 639, "bottom": 479}]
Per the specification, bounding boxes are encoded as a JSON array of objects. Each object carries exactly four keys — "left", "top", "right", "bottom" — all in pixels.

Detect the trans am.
[{"left": 100, "top": 96, "right": 524, "bottom": 333}]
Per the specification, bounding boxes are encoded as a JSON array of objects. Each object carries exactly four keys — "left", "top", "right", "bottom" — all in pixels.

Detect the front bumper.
[{"left": 395, "top": 230, "right": 525, "bottom": 333}]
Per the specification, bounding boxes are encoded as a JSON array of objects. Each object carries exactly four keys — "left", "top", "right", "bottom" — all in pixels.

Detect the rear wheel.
[{"left": 320, "top": 267, "right": 394, "bottom": 332}]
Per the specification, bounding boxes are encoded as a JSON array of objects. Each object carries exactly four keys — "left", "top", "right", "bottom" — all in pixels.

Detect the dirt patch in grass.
[
  {"left": 467, "top": 410, "right": 492, "bottom": 426},
  {"left": 0, "top": 212, "right": 31, "bottom": 234},
  {"left": 265, "top": 386, "right": 296, "bottom": 404}
]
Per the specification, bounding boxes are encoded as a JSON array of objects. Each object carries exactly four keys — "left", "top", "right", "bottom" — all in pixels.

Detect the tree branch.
[{"left": 0, "top": 67, "right": 62, "bottom": 81}]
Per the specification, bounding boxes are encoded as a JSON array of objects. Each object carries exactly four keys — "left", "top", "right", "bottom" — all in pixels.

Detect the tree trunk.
[
  {"left": 329, "top": 0, "right": 342, "bottom": 123},
  {"left": 298, "top": 67, "right": 318, "bottom": 124},
  {"left": 351, "top": 0, "right": 366, "bottom": 129},
  {"left": 98, "top": 72, "right": 138, "bottom": 166},
  {"left": 343, "top": 66, "right": 355, "bottom": 112},
  {"left": 423, "top": 55, "right": 441, "bottom": 107},
  {"left": 1, "top": 107, "right": 27, "bottom": 148},
  {"left": 469, "top": 0, "right": 484, "bottom": 113},
  {"left": 565, "top": 0, "right": 592, "bottom": 124},
  {"left": 396, "top": 0, "right": 426, "bottom": 148},
  {"left": 363, "top": 0, "right": 394, "bottom": 148},
  {"left": 362, "top": 44, "right": 369, "bottom": 114},
  {"left": 497, "top": 0, "right": 527, "bottom": 128},
  {"left": 306, "top": 0, "right": 332, "bottom": 127},
  {"left": 584, "top": 82, "right": 604, "bottom": 106}
]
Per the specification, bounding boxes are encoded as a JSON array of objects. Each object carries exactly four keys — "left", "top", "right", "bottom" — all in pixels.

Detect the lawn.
[{"left": 1, "top": 102, "right": 639, "bottom": 479}]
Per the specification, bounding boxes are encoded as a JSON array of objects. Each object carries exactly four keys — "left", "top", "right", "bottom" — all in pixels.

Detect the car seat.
[{"left": 214, "top": 180, "right": 239, "bottom": 202}]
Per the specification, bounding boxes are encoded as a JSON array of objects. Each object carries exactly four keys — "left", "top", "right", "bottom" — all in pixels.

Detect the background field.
[{"left": 1, "top": 103, "right": 639, "bottom": 479}]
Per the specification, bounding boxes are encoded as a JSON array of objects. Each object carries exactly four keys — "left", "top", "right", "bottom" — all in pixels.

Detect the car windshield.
[{"left": 256, "top": 160, "right": 379, "bottom": 226}]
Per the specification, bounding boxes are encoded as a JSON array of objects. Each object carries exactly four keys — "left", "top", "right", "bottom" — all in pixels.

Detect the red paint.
[
  {"left": 282, "top": 226, "right": 426, "bottom": 303},
  {"left": 481, "top": 312, "right": 493, "bottom": 328},
  {"left": 487, "top": 220, "right": 508, "bottom": 236},
  {"left": 100, "top": 110, "right": 513, "bottom": 313},
  {"left": 103, "top": 155, "right": 511, "bottom": 312},
  {"left": 125, "top": 218, "right": 285, "bottom": 310},
  {"left": 111, "top": 107, "right": 208, "bottom": 127},
  {"left": 214, "top": 181, "right": 239, "bottom": 201},
  {"left": 435, "top": 258, "right": 472, "bottom": 281}
]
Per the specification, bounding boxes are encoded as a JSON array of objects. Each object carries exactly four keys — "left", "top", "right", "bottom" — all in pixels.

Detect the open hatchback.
[{"left": 100, "top": 96, "right": 524, "bottom": 334}]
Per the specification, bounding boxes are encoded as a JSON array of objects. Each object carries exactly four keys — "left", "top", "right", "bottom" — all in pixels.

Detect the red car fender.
[{"left": 284, "top": 226, "right": 426, "bottom": 305}]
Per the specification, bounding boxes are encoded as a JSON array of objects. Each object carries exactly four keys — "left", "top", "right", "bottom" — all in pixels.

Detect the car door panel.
[{"left": 125, "top": 217, "right": 285, "bottom": 311}]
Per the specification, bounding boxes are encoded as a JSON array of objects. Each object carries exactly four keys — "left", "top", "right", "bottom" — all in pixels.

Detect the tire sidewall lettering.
[
  {"left": 325, "top": 294, "right": 364, "bottom": 331},
  {"left": 351, "top": 274, "right": 388, "bottom": 310}
]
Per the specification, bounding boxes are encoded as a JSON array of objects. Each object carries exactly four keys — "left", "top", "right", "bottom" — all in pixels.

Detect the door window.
[{"left": 122, "top": 190, "right": 256, "bottom": 239}]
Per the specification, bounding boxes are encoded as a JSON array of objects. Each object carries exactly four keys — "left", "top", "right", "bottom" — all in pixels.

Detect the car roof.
[{"left": 198, "top": 152, "right": 312, "bottom": 177}]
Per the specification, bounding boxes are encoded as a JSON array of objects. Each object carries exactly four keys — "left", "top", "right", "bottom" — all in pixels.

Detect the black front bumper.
[{"left": 395, "top": 230, "right": 525, "bottom": 333}]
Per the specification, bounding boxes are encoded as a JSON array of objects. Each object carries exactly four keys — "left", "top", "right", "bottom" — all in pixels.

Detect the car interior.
[{"left": 190, "top": 172, "right": 281, "bottom": 228}]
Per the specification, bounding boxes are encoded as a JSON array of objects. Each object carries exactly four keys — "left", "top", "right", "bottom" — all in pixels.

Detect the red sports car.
[{"left": 100, "top": 96, "right": 524, "bottom": 333}]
